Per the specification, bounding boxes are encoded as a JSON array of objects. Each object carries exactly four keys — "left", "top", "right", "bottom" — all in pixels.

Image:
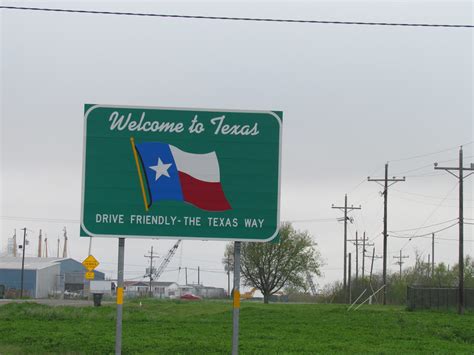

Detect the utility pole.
[
  {"left": 368, "top": 163, "right": 405, "bottom": 305},
  {"left": 393, "top": 250, "right": 409, "bottom": 280},
  {"left": 62, "top": 227, "right": 68, "bottom": 258},
  {"left": 13, "top": 229, "right": 17, "bottom": 257},
  {"left": 434, "top": 146, "right": 473, "bottom": 315},
  {"left": 198, "top": 266, "right": 201, "bottom": 285},
  {"left": 368, "top": 248, "right": 383, "bottom": 285},
  {"left": 144, "top": 246, "right": 157, "bottom": 296},
  {"left": 369, "top": 248, "right": 375, "bottom": 284},
  {"left": 88, "top": 236, "right": 93, "bottom": 256},
  {"left": 44, "top": 237, "right": 48, "bottom": 258},
  {"left": 57, "top": 237, "right": 60, "bottom": 258},
  {"left": 20, "top": 228, "right": 27, "bottom": 298},
  {"left": 227, "top": 254, "right": 231, "bottom": 298},
  {"left": 432, "top": 233, "right": 435, "bottom": 278},
  {"left": 348, "top": 253, "right": 352, "bottom": 304},
  {"left": 361, "top": 232, "right": 374, "bottom": 279},
  {"left": 332, "top": 194, "right": 361, "bottom": 302},
  {"left": 185, "top": 267, "right": 188, "bottom": 285},
  {"left": 38, "top": 229, "right": 42, "bottom": 258},
  {"left": 347, "top": 231, "right": 359, "bottom": 284},
  {"left": 427, "top": 254, "right": 430, "bottom": 276}
]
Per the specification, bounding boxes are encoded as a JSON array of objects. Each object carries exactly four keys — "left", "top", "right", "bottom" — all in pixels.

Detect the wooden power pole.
[
  {"left": 347, "top": 231, "right": 360, "bottom": 285},
  {"left": 13, "top": 229, "right": 17, "bottom": 257},
  {"left": 432, "top": 233, "right": 435, "bottom": 278},
  {"left": 38, "top": 229, "right": 42, "bottom": 258},
  {"left": 62, "top": 227, "right": 68, "bottom": 258},
  {"left": 393, "top": 250, "right": 409, "bottom": 280},
  {"left": 348, "top": 252, "right": 352, "bottom": 304},
  {"left": 434, "top": 146, "right": 473, "bottom": 314},
  {"left": 368, "top": 163, "right": 405, "bottom": 305},
  {"left": 361, "top": 232, "right": 374, "bottom": 279},
  {"left": 332, "top": 194, "right": 361, "bottom": 302},
  {"left": 144, "top": 246, "right": 157, "bottom": 296}
]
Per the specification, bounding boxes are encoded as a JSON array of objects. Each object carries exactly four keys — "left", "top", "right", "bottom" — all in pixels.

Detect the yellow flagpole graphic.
[{"left": 130, "top": 137, "right": 149, "bottom": 211}]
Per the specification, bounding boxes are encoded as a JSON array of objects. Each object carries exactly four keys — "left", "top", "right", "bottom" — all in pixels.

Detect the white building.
[{"left": 124, "top": 281, "right": 180, "bottom": 299}]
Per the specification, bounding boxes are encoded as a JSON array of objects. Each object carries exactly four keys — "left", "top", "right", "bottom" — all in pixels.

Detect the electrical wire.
[
  {"left": 391, "top": 194, "right": 471, "bottom": 209},
  {"left": 286, "top": 218, "right": 337, "bottom": 223},
  {"left": 400, "top": 182, "right": 459, "bottom": 251},
  {"left": 1, "top": 6, "right": 473, "bottom": 28},
  {"left": 0, "top": 215, "right": 79, "bottom": 223},
  {"left": 389, "top": 142, "right": 474, "bottom": 163},
  {"left": 402, "top": 172, "right": 445, "bottom": 178},
  {"left": 391, "top": 188, "right": 473, "bottom": 202},
  {"left": 389, "top": 218, "right": 459, "bottom": 233},
  {"left": 389, "top": 222, "right": 458, "bottom": 239}
]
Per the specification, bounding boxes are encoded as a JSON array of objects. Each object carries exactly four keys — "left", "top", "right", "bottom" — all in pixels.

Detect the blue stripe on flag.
[{"left": 135, "top": 142, "right": 184, "bottom": 205}]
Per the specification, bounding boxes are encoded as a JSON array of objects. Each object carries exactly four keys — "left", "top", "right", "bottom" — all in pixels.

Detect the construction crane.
[
  {"left": 153, "top": 240, "right": 181, "bottom": 281},
  {"left": 241, "top": 287, "right": 257, "bottom": 300}
]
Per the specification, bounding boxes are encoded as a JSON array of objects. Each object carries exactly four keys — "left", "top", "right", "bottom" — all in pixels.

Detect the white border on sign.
[{"left": 80, "top": 104, "right": 282, "bottom": 243}]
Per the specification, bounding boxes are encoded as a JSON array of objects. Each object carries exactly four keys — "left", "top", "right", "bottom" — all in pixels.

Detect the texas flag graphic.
[{"left": 134, "top": 142, "right": 231, "bottom": 212}]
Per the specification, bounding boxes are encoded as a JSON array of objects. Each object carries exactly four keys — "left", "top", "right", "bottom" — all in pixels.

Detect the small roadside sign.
[
  {"left": 82, "top": 255, "right": 100, "bottom": 271},
  {"left": 85, "top": 271, "right": 95, "bottom": 280}
]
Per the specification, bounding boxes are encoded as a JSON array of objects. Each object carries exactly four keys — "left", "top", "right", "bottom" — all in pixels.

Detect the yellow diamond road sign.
[
  {"left": 82, "top": 255, "right": 99, "bottom": 271},
  {"left": 85, "top": 271, "right": 95, "bottom": 280}
]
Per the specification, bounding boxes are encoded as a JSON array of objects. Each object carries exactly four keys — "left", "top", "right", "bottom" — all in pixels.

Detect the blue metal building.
[{"left": 0, "top": 257, "right": 105, "bottom": 298}]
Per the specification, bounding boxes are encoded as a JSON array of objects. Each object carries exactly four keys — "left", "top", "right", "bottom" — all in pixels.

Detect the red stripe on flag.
[{"left": 178, "top": 172, "right": 231, "bottom": 211}]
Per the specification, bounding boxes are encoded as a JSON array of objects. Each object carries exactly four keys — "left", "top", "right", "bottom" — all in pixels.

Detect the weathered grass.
[{"left": 0, "top": 300, "right": 472, "bottom": 354}]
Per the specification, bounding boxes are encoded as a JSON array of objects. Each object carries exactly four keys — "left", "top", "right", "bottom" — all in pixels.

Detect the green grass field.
[{"left": 0, "top": 300, "right": 472, "bottom": 354}]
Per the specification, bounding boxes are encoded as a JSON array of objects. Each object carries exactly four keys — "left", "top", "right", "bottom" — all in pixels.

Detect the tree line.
[{"left": 223, "top": 222, "right": 474, "bottom": 305}]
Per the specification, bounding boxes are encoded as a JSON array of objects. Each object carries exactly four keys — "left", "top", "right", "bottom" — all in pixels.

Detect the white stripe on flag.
[{"left": 170, "top": 145, "right": 221, "bottom": 183}]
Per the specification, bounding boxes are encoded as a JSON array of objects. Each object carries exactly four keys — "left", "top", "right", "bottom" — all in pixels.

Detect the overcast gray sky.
[{"left": 1, "top": 0, "right": 473, "bottom": 292}]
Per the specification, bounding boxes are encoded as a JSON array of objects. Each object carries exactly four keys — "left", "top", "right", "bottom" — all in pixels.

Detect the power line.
[
  {"left": 391, "top": 189, "right": 473, "bottom": 202},
  {"left": 286, "top": 218, "right": 337, "bottom": 223},
  {"left": 1, "top": 215, "right": 79, "bottom": 223},
  {"left": 389, "top": 222, "right": 459, "bottom": 239},
  {"left": 389, "top": 142, "right": 474, "bottom": 163},
  {"left": 402, "top": 172, "right": 445, "bottom": 178},
  {"left": 393, "top": 235, "right": 473, "bottom": 242},
  {"left": 391, "top": 192, "right": 472, "bottom": 209},
  {"left": 389, "top": 218, "right": 459, "bottom": 233},
  {"left": 1, "top": 6, "right": 473, "bottom": 28},
  {"left": 399, "top": 183, "right": 459, "bottom": 251},
  {"left": 392, "top": 156, "right": 474, "bottom": 176}
]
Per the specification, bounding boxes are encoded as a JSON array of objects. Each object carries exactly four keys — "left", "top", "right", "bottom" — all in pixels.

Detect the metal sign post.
[
  {"left": 232, "top": 241, "right": 241, "bottom": 355},
  {"left": 115, "top": 238, "right": 125, "bottom": 355}
]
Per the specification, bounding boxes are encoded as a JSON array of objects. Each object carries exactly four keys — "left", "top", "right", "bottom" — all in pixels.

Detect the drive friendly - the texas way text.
[{"left": 95, "top": 214, "right": 265, "bottom": 229}]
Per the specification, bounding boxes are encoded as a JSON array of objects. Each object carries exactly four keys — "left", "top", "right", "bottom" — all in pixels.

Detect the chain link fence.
[{"left": 407, "top": 286, "right": 474, "bottom": 311}]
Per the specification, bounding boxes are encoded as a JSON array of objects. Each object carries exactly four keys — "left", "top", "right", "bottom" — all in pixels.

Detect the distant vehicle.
[
  {"left": 180, "top": 293, "right": 201, "bottom": 300},
  {"left": 90, "top": 280, "right": 113, "bottom": 295}
]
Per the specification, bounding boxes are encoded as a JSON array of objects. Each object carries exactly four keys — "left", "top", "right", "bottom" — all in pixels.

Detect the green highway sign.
[{"left": 81, "top": 104, "right": 282, "bottom": 241}]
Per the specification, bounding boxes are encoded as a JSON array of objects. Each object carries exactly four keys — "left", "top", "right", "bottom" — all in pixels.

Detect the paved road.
[{"left": 0, "top": 298, "right": 113, "bottom": 307}]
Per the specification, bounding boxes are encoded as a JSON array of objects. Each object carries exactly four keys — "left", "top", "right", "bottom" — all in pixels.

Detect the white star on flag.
[{"left": 149, "top": 158, "right": 172, "bottom": 181}]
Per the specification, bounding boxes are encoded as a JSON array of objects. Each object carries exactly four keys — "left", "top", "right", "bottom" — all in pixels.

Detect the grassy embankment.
[{"left": 0, "top": 300, "right": 472, "bottom": 354}]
